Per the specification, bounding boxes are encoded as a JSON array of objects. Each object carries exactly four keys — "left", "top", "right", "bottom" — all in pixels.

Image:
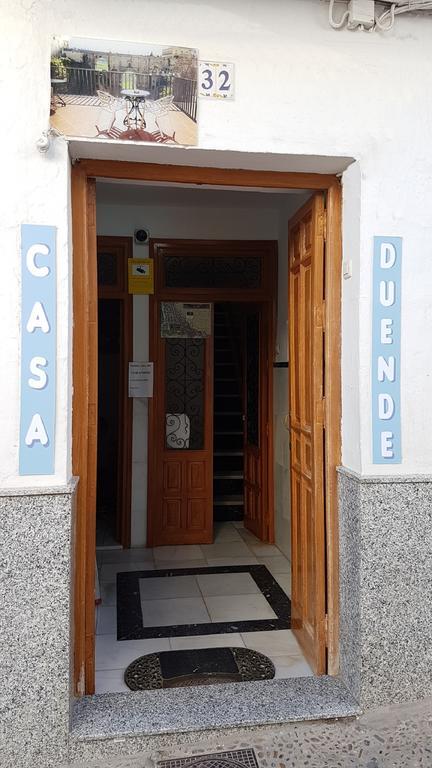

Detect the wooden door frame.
[
  {"left": 147, "top": 238, "right": 277, "bottom": 548},
  {"left": 71, "top": 160, "right": 341, "bottom": 694},
  {"left": 96, "top": 235, "right": 133, "bottom": 548}
]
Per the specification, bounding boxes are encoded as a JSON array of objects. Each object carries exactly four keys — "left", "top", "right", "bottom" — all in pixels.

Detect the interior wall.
[{"left": 96, "top": 186, "right": 307, "bottom": 547}]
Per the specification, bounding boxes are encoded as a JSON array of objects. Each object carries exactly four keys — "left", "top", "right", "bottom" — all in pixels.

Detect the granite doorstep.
[
  {"left": 69, "top": 676, "right": 360, "bottom": 762},
  {"left": 66, "top": 696, "right": 432, "bottom": 768},
  {"left": 0, "top": 483, "right": 77, "bottom": 768},
  {"left": 338, "top": 468, "right": 432, "bottom": 708}
]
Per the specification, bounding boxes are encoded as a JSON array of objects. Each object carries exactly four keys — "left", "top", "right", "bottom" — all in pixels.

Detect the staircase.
[{"left": 213, "top": 304, "right": 244, "bottom": 522}]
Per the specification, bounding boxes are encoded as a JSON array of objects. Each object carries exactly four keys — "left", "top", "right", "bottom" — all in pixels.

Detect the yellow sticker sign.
[{"left": 128, "top": 258, "right": 154, "bottom": 294}]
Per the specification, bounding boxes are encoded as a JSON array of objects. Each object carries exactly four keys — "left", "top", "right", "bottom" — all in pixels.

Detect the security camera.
[{"left": 134, "top": 228, "right": 150, "bottom": 245}]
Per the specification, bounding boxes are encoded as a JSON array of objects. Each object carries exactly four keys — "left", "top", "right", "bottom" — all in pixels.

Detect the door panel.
[
  {"left": 153, "top": 304, "right": 213, "bottom": 545},
  {"left": 288, "top": 194, "right": 326, "bottom": 674},
  {"left": 243, "top": 306, "right": 267, "bottom": 540},
  {"left": 188, "top": 461, "right": 206, "bottom": 490},
  {"left": 163, "top": 499, "right": 182, "bottom": 529},
  {"left": 187, "top": 499, "right": 207, "bottom": 529},
  {"left": 164, "top": 461, "right": 182, "bottom": 491}
]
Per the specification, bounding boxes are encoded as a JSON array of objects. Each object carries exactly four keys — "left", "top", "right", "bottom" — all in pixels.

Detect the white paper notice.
[{"left": 128, "top": 362, "right": 154, "bottom": 398}]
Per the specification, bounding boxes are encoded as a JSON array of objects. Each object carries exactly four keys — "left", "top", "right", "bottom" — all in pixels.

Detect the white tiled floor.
[{"left": 95, "top": 522, "right": 310, "bottom": 693}]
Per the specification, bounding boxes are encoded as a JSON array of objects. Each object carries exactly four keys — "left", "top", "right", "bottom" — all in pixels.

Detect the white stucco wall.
[{"left": 2, "top": 0, "right": 432, "bottom": 489}]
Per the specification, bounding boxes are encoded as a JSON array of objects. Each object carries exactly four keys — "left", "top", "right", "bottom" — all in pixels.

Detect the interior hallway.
[{"left": 95, "top": 521, "right": 311, "bottom": 693}]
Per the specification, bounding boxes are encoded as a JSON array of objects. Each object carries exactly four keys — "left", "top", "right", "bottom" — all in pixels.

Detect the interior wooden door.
[
  {"left": 243, "top": 305, "right": 267, "bottom": 540},
  {"left": 288, "top": 194, "right": 326, "bottom": 674},
  {"left": 152, "top": 300, "right": 214, "bottom": 546},
  {"left": 96, "top": 236, "right": 133, "bottom": 548}
]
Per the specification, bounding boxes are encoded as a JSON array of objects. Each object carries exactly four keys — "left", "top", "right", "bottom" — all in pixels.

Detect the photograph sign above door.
[{"left": 50, "top": 36, "right": 198, "bottom": 146}]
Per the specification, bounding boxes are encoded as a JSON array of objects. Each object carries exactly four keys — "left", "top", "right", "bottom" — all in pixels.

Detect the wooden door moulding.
[
  {"left": 72, "top": 169, "right": 97, "bottom": 696},
  {"left": 77, "top": 159, "right": 339, "bottom": 191},
  {"left": 152, "top": 238, "right": 277, "bottom": 302},
  {"left": 72, "top": 162, "right": 342, "bottom": 696},
  {"left": 323, "top": 183, "right": 342, "bottom": 675}
]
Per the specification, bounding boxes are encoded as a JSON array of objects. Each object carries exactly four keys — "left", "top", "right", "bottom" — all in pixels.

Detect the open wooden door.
[
  {"left": 243, "top": 305, "right": 268, "bottom": 541},
  {"left": 150, "top": 300, "right": 214, "bottom": 546},
  {"left": 288, "top": 194, "right": 326, "bottom": 675},
  {"left": 96, "top": 236, "right": 133, "bottom": 548}
]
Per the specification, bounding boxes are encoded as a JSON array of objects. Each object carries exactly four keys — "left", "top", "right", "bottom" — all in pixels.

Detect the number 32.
[{"left": 201, "top": 67, "right": 231, "bottom": 94}]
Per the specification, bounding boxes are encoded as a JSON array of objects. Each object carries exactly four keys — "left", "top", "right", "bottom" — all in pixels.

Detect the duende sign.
[
  {"left": 20, "top": 225, "right": 56, "bottom": 475},
  {"left": 372, "top": 236, "right": 402, "bottom": 464}
]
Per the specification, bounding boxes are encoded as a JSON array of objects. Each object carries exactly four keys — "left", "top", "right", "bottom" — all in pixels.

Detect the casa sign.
[
  {"left": 372, "top": 236, "right": 402, "bottom": 464},
  {"left": 20, "top": 225, "right": 56, "bottom": 475}
]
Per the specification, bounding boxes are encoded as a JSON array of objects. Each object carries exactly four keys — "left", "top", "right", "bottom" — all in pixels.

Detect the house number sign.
[
  {"left": 372, "top": 236, "right": 402, "bottom": 463},
  {"left": 199, "top": 61, "right": 235, "bottom": 99},
  {"left": 19, "top": 224, "right": 56, "bottom": 475}
]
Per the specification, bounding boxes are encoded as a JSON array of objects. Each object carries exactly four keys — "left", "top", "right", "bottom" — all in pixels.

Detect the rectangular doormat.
[{"left": 117, "top": 564, "right": 291, "bottom": 640}]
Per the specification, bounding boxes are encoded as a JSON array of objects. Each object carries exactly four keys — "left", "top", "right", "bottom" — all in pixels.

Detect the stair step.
[
  {"left": 214, "top": 496, "right": 244, "bottom": 505},
  {"left": 215, "top": 393, "right": 242, "bottom": 398},
  {"left": 214, "top": 450, "right": 244, "bottom": 456},
  {"left": 214, "top": 472, "right": 244, "bottom": 479},
  {"left": 215, "top": 430, "right": 243, "bottom": 435}
]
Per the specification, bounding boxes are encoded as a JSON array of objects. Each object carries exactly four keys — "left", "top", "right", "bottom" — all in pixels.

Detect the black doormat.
[
  {"left": 124, "top": 646, "right": 275, "bottom": 690},
  {"left": 117, "top": 564, "right": 291, "bottom": 640},
  {"left": 158, "top": 749, "right": 259, "bottom": 768}
]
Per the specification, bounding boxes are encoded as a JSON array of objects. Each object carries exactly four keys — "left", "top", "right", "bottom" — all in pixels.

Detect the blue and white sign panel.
[
  {"left": 372, "top": 236, "right": 402, "bottom": 464},
  {"left": 19, "top": 225, "right": 56, "bottom": 475}
]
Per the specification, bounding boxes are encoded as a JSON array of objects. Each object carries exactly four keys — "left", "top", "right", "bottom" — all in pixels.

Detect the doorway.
[
  {"left": 148, "top": 239, "right": 276, "bottom": 548},
  {"left": 213, "top": 301, "right": 272, "bottom": 541},
  {"left": 72, "top": 164, "right": 341, "bottom": 696},
  {"left": 96, "top": 236, "right": 133, "bottom": 549},
  {"left": 213, "top": 302, "right": 244, "bottom": 526}
]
